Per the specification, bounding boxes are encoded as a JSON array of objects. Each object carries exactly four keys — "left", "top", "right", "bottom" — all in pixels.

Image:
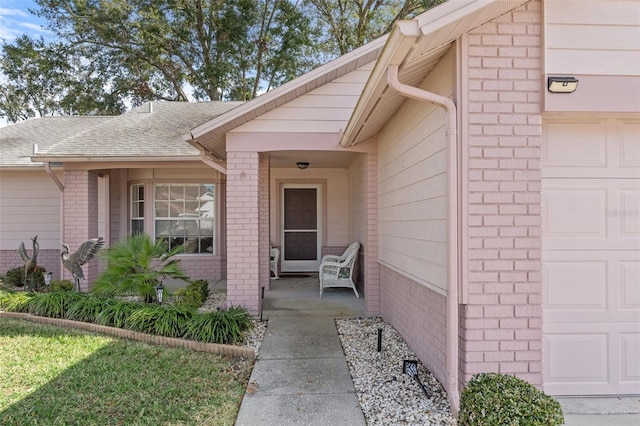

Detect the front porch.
[
  {"left": 225, "top": 149, "right": 380, "bottom": 317},
  {"left": 216, "top": 274, "right": 367, "bottom": 319}
]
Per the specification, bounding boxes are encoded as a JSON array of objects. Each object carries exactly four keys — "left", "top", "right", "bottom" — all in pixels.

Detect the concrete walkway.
[
  {"left": 235, "top": 275, "right": 367, "bottom": 426},
  {"left": 558, "top": 396, "right": 640, "bottom": 426},
  {"left": 233, "top": 275, "right": 640, "bottom": 426}
]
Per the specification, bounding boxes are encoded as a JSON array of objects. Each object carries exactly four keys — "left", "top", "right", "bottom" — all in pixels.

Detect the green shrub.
[
  {"left": 67, "top": 297, "right": 116, "bottom": 323},
  {"left": 125, "top": 305, "right": 193, "bottom": 338},
  {"left": 4, "top": 266, "right": 46, "bottom": 290},
  {"left": 459, "top": 373, "right": 564, "bottom": 426},
  {"left": 28, "top": 291, "right": 87, "bottom": 318},
  {"left": 50, "top": 279, "right": 74, "bottom": 292},
  {"left": 173, "top": 287, "right": 202, "bottom": 309},
  {"left": 173, "top": 280, "right": 210, "bottom": 309},
  {"left": 96, "top": 299, "right": 144, "bottom": 328},
  {"left": 191, "top": 279, "right": 210, "bottom": 302},
  {"left": 92, "top": 233, "right": 189, "bottom": 302},
  {"left": 186, "top": 307, "right": 252, "bottom": 344},
  {"left": 0, "top": 290, "right": 35, "bottom": 312}
]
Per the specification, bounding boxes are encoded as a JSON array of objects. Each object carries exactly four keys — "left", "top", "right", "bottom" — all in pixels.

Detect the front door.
[{"left": 281, "top": 184, "right": 322, "bottom": 272}]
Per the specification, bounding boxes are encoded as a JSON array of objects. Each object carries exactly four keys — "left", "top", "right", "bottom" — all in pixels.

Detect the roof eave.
[
  {"left": 339, "top": 20, "right": 420, "bottom": 147},
  {"left": 187, "top": 36, "right": 388, "bottom": 151},
  {"left": 339, "top": 0, "right": 531, "bottom": 147},
  {"left": 30, "top": 155, "right": 202, "bottom": 163}
]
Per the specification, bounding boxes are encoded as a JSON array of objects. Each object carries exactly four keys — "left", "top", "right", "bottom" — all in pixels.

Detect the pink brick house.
[{"left": 1, "top": 0, "right": 638, "bottom": 411}]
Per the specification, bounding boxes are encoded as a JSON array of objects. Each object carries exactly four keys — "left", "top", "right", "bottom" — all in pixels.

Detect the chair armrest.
[{"left": 321, "top": 254, "right": 342, "bottom": 263}]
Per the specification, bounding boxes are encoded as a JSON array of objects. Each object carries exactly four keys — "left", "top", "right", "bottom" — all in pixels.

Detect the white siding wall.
[
  {"left": 0, "top": 170, "right": 61, "bottom": 250},
  {"left": 348, "top": 154, "right": 366, "bottom": 245},
  {"left": 231, "top": 63, "right": 374, "bottom": 134},
  {"left": 270, "top": 168, "right": 348, "bottom": 247},
  {"left": 376, "top": 50, "right": 454, "bottom": 294},
  {"left": 545, "top": 0, "right": 640, "bottom": 75}
]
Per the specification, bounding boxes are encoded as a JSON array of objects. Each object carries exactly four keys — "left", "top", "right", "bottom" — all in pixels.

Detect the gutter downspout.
[
  {"left": 387, "top": 64, "right": 460, "bottom": 414},
  {"left": 45, "top": 161, "right": 64, "bottom": 192}
]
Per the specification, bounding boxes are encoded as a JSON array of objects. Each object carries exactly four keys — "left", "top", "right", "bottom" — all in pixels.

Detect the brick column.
[
  {"left": 259, "top": 154, "right": 270, "bottom": 293},
  {"left": 62, "top": 170, "right": 100, "bottom": 291},
  {"left": 226, "top": 152, "right": 262, "bottom": 315},
  {"left": 364, "top": 152, "right": 380, "bottom": 314},
  {"left": 459, "top": 1, "right": 543, "bottom": 387}
]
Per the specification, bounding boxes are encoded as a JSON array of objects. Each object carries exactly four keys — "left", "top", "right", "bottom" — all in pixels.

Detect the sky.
[
  {"left": 0, "top": 0, "right": 50, "bottom": 126},
  {"left": 0, "top": 0, "right": 50, "bottom": 43}
]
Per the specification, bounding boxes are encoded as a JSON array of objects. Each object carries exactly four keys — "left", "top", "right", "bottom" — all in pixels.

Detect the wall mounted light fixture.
[
  {"left": 547, "top": 76, "right": 579, "bottom": 93},
  {"left": 296, "top": 162, "right": 309, "bottom": 170}
]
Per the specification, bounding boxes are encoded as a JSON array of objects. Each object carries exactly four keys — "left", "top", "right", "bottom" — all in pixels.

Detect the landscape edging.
[{"left": 0, "top": 311, "right": 255, "bottom": 360}]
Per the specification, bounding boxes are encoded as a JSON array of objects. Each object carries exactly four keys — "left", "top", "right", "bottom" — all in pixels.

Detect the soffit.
[{"left": 341, "top": 0, "right": 530, "bottom": 146}]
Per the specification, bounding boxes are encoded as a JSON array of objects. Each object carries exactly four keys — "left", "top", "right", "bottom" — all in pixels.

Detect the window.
[
  {"left": 154, "top": 184, "right": 215, "bottom": 254},
  {"left": 131, "top": 184, "right": 144, "bottom": 235}
]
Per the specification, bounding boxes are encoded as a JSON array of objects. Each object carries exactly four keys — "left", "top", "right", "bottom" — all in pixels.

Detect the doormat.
[{"left": 279, "top": 274, "right": 310, "bottom": 279}]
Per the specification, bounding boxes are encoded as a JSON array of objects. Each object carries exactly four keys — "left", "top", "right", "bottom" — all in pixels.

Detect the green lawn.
[{"left": 0, "top": 317, "right": 253, "bottom": 425}]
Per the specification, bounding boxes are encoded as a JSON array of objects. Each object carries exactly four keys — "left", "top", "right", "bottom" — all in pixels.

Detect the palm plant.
[{"left": 92, "top": 234, "right": 189, "bottom": 302}]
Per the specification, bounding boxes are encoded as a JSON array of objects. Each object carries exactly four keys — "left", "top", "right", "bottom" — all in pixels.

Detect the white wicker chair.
[
  {"left": 270, "top": 247, "right": 279, "bottom": 280},
  {"left": 319, "top": 242, "right": 360, "bottom": 298}
]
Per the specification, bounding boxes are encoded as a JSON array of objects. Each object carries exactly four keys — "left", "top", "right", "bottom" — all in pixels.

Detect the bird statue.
[
  {"left": 61, "top": 237, "right": 105, "bottom": 291},
  {"left": 18, "top": 235, "right": 39, "bottom": 291}
]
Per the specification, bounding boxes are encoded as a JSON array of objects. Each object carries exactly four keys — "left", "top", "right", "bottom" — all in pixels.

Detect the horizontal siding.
[
  {"left": 376, "top": 49, "right": 453, "bottom": 293},
  {"left": 232, "top": 64, "right": 373, "bottom": 134},
  {"left": 545, "top": 0, "right": 640, "bottom": 75},
  {"left": 0, "top": 170, "right": 61, "bottom": 250},
  {"left": 348, "top": 154, "right": 366, "bottom": 245}
]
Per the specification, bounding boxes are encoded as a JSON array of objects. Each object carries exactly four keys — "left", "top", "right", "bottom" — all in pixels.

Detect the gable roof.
[
  {"left": 340, "top": 0, "right": 530, "bottom": 147},
  {"left": 34, "top": 101, "right": 243, "bottom": 163},
  {"left": 0, "top": 116, "right": 110, "bottom": 168},
  {"left": 187, "top": 0, "right": 530, "bottom": 159},
  {"left": 185, "top": 38, "right": 387, "bottom": 160}
]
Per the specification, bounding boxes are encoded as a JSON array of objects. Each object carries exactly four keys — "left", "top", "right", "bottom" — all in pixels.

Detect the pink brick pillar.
[
  {"left": 459, "top": 1, "right": 543, "bottom": 388},
  {"left": 226, "top": 152, "right": 267, "bottom": 315},
  {"left": 62, "top": 170, "right": 100, "bottom": 291},
  {"left": 364, "top": 152, "right": 380, "bottom": 314},
  {"left": 259, "top": 154, "right": 270, "bottom": 292}
]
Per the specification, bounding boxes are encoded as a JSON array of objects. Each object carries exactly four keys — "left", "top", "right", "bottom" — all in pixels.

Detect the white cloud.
[{"left": 0, "top": 5, "right": 49, "bottom": 43}]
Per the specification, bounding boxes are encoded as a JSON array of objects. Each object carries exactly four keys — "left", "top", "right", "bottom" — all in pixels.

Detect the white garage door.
[{"left": 542, "top": 117, "right": 640, "bottom": 396}]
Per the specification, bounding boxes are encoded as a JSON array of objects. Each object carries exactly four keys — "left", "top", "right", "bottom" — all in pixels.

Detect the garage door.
[{"left": 542, "top": 117, "right": 640, "bottom": 395}]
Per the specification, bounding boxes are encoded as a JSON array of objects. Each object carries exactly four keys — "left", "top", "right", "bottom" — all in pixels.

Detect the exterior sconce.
[
  {"left": 547, "top": 76, "right": 578, "bottom": 93},
  {"left": 296, "top": 162, "right": 309, "bottom": 170}
]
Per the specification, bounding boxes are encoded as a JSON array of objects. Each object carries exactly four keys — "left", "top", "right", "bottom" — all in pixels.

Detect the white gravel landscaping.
[{"left": 336, "top": 317, "right": 457, "bottom": 426}]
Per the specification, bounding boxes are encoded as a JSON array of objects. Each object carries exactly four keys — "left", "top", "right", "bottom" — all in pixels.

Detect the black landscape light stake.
[
  {"left": 403, "top": 360, "right": 432, "bottom": 398},
  {"left": 377, "top": 327, "right": 383, "bottom": 352},
  {"left": 260, "top": 287, "right": 265, "bottom": 321}
]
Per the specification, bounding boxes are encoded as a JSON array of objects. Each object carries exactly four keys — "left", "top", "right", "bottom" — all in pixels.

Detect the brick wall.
[
  {"left": 380, "top": 265, "right": 448, "bottom": 386},
  {"left": 226, "top": 152, "right": 261, "bottom": 315},
  {"left": 62, "top": 170, "right": 100, "bottom": 292},
  {"left": 460, "top": 0, "right": 543, "bottom": 387},
  {"left": 177, "top": 257, "right": 226, "bottom": 281},
  {"left": 0, "top": 249, "right": 61, "bottom": 282},
  {"left": 259, "top": 154, "right": 270, "bottom": 293}
]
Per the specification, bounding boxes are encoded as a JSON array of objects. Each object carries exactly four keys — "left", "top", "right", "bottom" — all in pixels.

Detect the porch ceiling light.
[
  {"left": 296, "top": 162, "right": 309, "bottom": 170},
  {"left": 547, "top": 76, "right": 578, "bottom": 93}
]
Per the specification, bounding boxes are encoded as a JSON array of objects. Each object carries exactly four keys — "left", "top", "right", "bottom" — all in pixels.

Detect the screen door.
[{"left": 281, "top": 184, "right": 322, "bottom": 272}]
